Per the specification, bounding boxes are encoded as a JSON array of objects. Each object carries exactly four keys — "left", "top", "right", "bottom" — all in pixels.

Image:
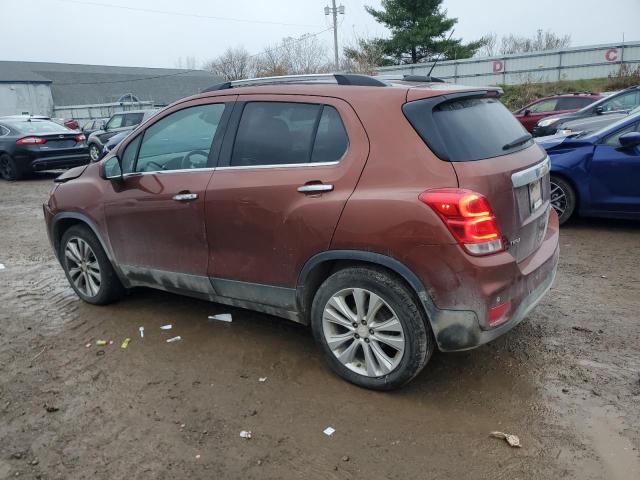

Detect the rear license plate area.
[{"left": 529, "top": 178, "right": 543, "bottom": 212}]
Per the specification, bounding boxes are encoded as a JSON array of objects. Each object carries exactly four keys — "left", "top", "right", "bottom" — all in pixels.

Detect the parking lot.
[{"left": 0, "top": 174, "right": 638, "bottom": 479}]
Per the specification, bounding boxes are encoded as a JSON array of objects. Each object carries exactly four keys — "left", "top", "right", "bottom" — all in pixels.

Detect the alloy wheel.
[
  {"left": 89, "top": 144, "right": 100, "bottom": 162},
  {"left": 550, "top": 179, "right": 567, "bottom": 217},
  {"left": 64, "top": 237, "right": 101, "bottom": 297},
  {"left": 0, "top": 157, "right": 12, "bottom": 179},
  {"left": 322, "top": 288, "right": 405, "bottom": 377}
]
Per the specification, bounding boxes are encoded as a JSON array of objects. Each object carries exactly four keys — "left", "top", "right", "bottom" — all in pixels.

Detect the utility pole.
[{"left": 325, "top": 1, "right": 345, "bottom": 70}]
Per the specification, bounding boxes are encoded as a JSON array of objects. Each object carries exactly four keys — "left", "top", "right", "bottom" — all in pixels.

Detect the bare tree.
[
  {"left": 254, "top": 43, "right": 289, "bottom": 78},
  {"left": 476, "top": 33, "right": 498, "bottom": 57},
  {"left": 203, "top": 47, "right": 254, "bottom": 81},
  {"left": 174, "top": 56, "right": 198, "bottom": 69},
  {"left": 500, "top": 30, "right": 571, "bottom": 55},
  {"left": 342, "top": 35, "right": 390, "bottom": 74},
  {"left": 280, "top": 34, "right": 331, "bottom": 74}
]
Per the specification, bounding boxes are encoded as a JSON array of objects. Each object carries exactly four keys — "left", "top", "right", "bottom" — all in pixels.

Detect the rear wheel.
[
  {"left": 60, "top": 225, "right": 124, "bottom": 304},
  {"left": 88, "top": 143, "right": 101, "bottom": 162},
  {"left": 0, "top": 154, "right": 23, "bottom": 180},
  {"left": 550, "top": 175, "right": 576, "bottom": 225},
  {"left": 311, "top": 267, "right": 434, "bottom": 390}
]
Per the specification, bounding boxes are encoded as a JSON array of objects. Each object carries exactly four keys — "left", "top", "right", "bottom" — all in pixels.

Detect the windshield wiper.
[{"left": 502, "top": 134, "right": 532, "bottom": 151}]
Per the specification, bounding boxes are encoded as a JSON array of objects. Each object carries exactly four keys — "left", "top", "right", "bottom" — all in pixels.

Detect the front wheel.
[
  {"left": 550, "top": 175, "right": 576, "bottom": 225},
  {"left": 311, "top": 267, "right": 434, "bottom": 390},
  {"left": 60, "top": 225, "right": 124, "bottom": 304}
]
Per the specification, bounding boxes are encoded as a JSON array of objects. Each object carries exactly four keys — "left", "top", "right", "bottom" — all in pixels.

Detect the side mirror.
[
  {"left": 102, "top": 156, "right": 123, "bottom": 179},
  {"left": 618, "top": 131, "right": 640, "bottom": 149},
  {"left": 594, "top": 105, "right": 604, "bottom": 115},
  {"left": 523, "top": 109, "right": 531, "bottom": 116}
]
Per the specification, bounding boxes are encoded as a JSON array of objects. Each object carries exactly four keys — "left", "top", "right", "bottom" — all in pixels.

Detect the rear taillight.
[
  {"left": 419, "top": 188, "right": 504, "bottom": 256},
  {"left": 16, "top": 136, "right": 46, "bottom": 145},
  {"left": 74, "top": 134, "right": 86, "bottom": 143}
]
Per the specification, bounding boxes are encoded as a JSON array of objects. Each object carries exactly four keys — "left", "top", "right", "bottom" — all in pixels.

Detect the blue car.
[
  {"left": 99, "top": 130, "right": 132, "bottom": 160},
  {"left": 537, "top": 111, "right": 640, "bottom": 224}
]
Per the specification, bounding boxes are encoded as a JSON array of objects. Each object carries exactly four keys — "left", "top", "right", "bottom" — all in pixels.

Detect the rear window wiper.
[{"left": 502, "top": 134, "right": 532, "bottom": 151}]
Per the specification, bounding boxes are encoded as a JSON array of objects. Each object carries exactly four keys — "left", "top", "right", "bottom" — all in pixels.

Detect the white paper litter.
[
  {"left": 258, "top": 377, "right": 267, "bottom": 382},
  {"left": 166, "top": 336, "right": 182, "bottom": 343},
  {"left": 323, "top": 427, "right": 336, "bottom": 436},
  {"left": 139, "top": 326, "right": 144, "bottom": 338},
  {"left": 0, "top": 264, "right": 5, "bottom": 270},
  {"left": 160, "top": 324, "right": 173, "bottom": 330},
  {"left": 490, "top": 431, "right": 521, "bottom": 448},
  {"left": 208, "top": 313, "right": 232, "bottom": 322},
  {"left": 240, "top": 430, "right": 252, "bottom": 439}
]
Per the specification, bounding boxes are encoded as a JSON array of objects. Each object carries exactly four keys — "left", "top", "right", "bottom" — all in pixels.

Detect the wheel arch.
[
  {"left": 296, "top": 250, "right": 436, "bottom": 325},
  {"left": 550, "top": 170, "right": 582, "bottom": 210}
]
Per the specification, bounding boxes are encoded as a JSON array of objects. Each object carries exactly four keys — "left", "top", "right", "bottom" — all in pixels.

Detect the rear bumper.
[
  {"left": 425, "top": 210, "right": 560, "bottom": 352},
  {"left": 15, "top": 150, "right": 90, "bottom": 171}
]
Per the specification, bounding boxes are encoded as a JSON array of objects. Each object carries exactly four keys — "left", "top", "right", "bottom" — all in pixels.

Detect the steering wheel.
[
  {"left": 143, "top": 160, "right": 165, "bottom": 171},
  {"left": 181, "top": 150, "right": 209, "bottom": 170}
]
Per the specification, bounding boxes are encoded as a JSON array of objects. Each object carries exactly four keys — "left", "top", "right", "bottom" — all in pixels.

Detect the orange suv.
[{"left": 44, "top": 74, "right": 559, "bottom": 390}]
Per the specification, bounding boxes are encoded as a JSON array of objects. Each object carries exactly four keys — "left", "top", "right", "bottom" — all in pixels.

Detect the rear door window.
[
  {"left": 556, "top": 97, "right": 595, "bottom": 110},
  {"left": 403, "top": 95, "right": 531, "bottom": 161},
  {"left": 231, "top": 102, "right": 348, "bottom": 167}
]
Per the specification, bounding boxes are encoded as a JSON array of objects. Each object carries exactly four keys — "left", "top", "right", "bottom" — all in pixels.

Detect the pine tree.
[{"left": 366, "top": 0, "right": 485, "bottom": 64}]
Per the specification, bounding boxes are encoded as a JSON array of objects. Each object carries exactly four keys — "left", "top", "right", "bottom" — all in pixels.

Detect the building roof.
[{"left": 0, "top": 61, "right": 222, "bottom": 106}]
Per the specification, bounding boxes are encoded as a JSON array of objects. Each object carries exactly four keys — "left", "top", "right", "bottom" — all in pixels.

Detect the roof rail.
[
  {"left": 201, "top": 73, "right": 387, "bottom": 93},
  {"left": 375, "top": 74, "right": 445, "bottom": 83}
]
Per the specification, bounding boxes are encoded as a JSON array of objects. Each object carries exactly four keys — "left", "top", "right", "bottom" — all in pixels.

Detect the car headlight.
[{"left": 538, "top": 118, "right": 559, "bottom": 127}]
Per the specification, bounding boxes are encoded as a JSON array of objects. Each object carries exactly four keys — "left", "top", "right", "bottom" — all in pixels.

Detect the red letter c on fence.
[{"left": 492, "top": 60, "right": 504, "bottom": 72}]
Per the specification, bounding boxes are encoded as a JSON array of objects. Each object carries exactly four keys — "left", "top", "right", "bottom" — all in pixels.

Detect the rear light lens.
[
  {"left": 488, "top": 301, "right": 511, "bottom": 327},
  {"left": 16, "top": 136, "right": 46, "bottom": 145},
  {"left": 74, "top": 134, "right": 86, "bottom": 143},
  {"left": 419, "top": 188, "right": 504, "bottom": 256}
]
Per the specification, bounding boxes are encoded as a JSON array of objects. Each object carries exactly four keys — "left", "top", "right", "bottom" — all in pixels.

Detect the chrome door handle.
[
  {"left": 297, "top": 184, "right": 334, "bottom": 193},
  {"left": 172, "top": 193, "right": 198, "bottom": 201}
]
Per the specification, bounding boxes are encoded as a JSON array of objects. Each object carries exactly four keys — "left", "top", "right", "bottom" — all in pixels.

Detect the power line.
[
  {"left": 53, "top": 28, "right": 335, "bottom": 86},
  {"left": 45, "top": 0, "right": 323, "bottom": 28}
]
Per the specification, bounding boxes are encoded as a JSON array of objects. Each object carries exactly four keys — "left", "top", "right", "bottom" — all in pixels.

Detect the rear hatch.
[{"left": 404, "top": 90, "right": 550, "bottom": 262}]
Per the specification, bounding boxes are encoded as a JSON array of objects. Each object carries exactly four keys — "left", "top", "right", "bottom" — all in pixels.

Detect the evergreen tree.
[{"left": 366, "top": 0, "right": 485, "bottom": 64}]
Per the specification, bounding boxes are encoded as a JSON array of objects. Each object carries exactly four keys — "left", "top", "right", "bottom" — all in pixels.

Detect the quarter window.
[
  {"left": 134, "top": 103, "right": 225, "bottom": 173},
  {"left": 230, "top": 102, "right": 348, "bottom": 167}
]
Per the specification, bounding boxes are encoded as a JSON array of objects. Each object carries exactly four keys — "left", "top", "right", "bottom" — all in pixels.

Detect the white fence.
[
  {"left": 376, "top": 41, "right": 640, "bottom": 86},
  {"left": 53, "top": 101, "right": 156, "bottom": 123}
]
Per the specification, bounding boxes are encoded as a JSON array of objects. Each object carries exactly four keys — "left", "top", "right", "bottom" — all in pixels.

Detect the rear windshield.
[
  {"left": 403, "top": 96, "right": 532, "bottom": 161},
  {"left": 4, "top": 120, "right": 69, "bottom": 134}
]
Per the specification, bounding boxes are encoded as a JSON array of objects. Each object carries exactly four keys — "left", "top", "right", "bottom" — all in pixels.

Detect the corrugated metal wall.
[
  {"left": 376, "top": 41, "right": 640, "bottom": 86},
  {"left": 0, "top": 83, "right": 54, "bottom": 117}
]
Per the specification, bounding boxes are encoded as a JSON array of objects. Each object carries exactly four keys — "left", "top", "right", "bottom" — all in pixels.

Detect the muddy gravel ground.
[{"left": 0, "top": 175, "right": 639, "bottom": 480}]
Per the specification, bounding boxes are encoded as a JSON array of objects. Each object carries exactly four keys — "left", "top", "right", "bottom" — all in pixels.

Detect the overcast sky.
[{"left": 2, "top": 0, "right": 639, "bottom": 68}]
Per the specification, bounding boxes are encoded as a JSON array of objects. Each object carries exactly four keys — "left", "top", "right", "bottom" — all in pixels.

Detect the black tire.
[
  {"left": 0, "top": 153, "right": 24, "bottom": 181},
  {"left": 311, "top": 266, "right": 435, "bottom": 390},
  {"left": 88, "top": 143, "right": 102, "bottom": 162},
  {"left": 550, "top": 175, "right": 576, "bottom": 225},
  {"left": 60, "top": 224, "right": 124, "bottom": 305}
]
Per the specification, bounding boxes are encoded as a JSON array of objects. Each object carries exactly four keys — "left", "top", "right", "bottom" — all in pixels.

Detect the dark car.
[
  {"left": 0, "top": 116, "right": 89, "bottom": 180},
  {"left": 101, "top": 130, "right": 130, "bottom": 159},
  {"left": 513, "top": 93, "right": 602, "bottom": 133},
  {"left": 81, "top": 119, "right": 107, "bottom": 139},
  {"left": 537, "top": 111, "right": 640, "bottom": 224},
  {"left": 533, "top": 85, "right": 640, "bottom": 137},
  {"left": 87, "top": 110, "right": 157, "bottom": 161},
  {"left": 554, "top": 105, "right": 640, "bottom": 136},
  {"left": 43, "top": 74, "right": 558, "bottom": 390}
]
